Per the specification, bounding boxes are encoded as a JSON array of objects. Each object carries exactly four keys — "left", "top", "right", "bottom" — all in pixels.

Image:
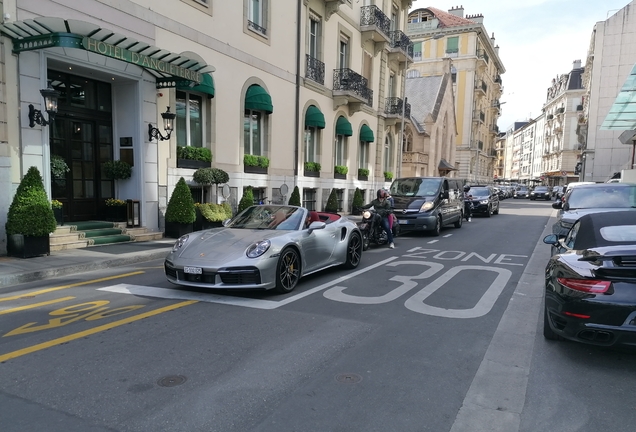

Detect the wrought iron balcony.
[
  {"left": 473, "top": 110, "right": 485, "bottom": 123},
  {"left": 494, "top": 74, "right": 502, "bottom": 85},
  {"left": 247, "top": 20, "right": 267, "bottom": 36},
  {"left": 360, "top": 5, "right": 391, "bottom": 43},
  {"left": 306, "top": 55, "right": 325, "bottom": 85},
  {"left": 388, "top": 30, "right": 413, "bottom": 62},
  {"left": 333, "top": 68, "right": 372, "bottom": 106},
  {"left": 490, "top": 124, "right": 499, "bottom": 134},
  {"left": 475, "top": 80, "right": 487, "bottom": 96},
  {"left": 407, "top": 19, "right": 440, "bottom": 34},
  {"left": 384, "top": 97, "right": 411, "bottom": 118},
  {"left": 477, "top": 49, "right": 489, "bottom": 64}
]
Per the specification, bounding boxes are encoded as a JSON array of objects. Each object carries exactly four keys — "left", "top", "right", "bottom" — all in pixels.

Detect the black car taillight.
[{"left": 557, "top": 277, "right": 611, "bottom": 294}]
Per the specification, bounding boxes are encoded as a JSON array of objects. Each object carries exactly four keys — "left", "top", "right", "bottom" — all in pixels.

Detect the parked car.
[
  {"left": 165, "top": 205, "right": 363, "bottom": 294},
  {"left": 514, "top": 186, "right": 529, "bottom": 199},
  {"left": 467, "top": 185, "right": 500, "bottom": 217},
  {"left": 530, "top": 185, "right": 552, "bottom": 201},
  {"left": 542, "top": 210, "right": 636, "bottom": 347},
  {"left": 551, "top": 183, "right": 636, "bottom": 237}
]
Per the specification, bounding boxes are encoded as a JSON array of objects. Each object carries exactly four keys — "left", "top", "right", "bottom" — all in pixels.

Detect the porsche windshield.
[
  {"left": 390, "top": 178, "right": 441, "bottom": 197},
  {"left": 226, "top": 205, "right": 304, "bottom": 230}
]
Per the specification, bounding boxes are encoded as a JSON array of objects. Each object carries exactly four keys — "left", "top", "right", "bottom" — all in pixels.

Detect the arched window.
[{"left": 244, "top": 84, "right": 273, "bottom": 157}]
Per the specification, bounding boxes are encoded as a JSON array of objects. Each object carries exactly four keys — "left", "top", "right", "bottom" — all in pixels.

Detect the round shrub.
[
  {"left": 325, "top": 188, "right": 339, "bottom": 213},
  {"left": 6, "top": 166, "right": 57, "bottom": 237},
  {"left": 288, "top": 186, "right": 301, "bottom": 206},
  {"left": 238, "top": 187, "right": 254, "bottom": 213},
  {"left": 165, "top": 177, "right": 196, "bottom": 223}
]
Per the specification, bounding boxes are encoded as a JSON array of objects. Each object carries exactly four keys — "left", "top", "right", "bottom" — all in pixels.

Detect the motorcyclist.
[
  {"left": 463, "top": 185, "right": 473, "bottom": 222},
  {"left": 383, "top": 189, "right": 398, "bottom": 237},
  {"left": 360, "top": 189, "right": 395, "bottom": 249}
]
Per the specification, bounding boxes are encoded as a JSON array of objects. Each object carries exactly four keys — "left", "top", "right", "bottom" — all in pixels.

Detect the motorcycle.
[{"left": 357, "top": 208, "right": 395, "bottom": 251}]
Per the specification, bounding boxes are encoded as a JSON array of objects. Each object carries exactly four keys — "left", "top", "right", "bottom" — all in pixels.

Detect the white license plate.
[
  {"left": 183, "top": 266, "right": 202, "bottom": 274},
  {"left": 398, "top": 219, "right": 407, "bottom": 224}
]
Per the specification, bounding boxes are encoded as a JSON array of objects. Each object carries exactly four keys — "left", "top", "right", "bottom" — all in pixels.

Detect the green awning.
[
  {"left": 245, "top": 85, "right": 273, "bottom": 113},
  {"left": 336, "top": 116, "right": 353, "bottom": 136},
  {"left": 177, "top": 73, "right": 214, "bottom": 98},
  {"left": 305, "top": 105, "right": 325, "bottom": 129},
  {"left": 360, "top": 124, "right": 374, "bottom": 142}
]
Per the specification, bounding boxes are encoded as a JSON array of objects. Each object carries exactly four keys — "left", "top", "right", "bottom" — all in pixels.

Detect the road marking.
[
  {"left": 443, "top": 234, "right": 453, "bottom": 238},
  {"left": 98, "top": 257, "right": 398, "bottom": 310},
  {"left": 427, "top": 240, "right": 439, "bottom": 244},
  {"left": 0, "top": 296, "right": 75, "bottom": 315},
  {"left": 0, "top": 271, "right": 145, "bottom": 303},
  {"left": 0, "top": 300, "right": 196, "bottom": 363}
]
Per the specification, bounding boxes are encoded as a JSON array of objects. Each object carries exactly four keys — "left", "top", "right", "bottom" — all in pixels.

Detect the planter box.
[
  {"left": 177, "top": 159, "right": 210, "bottom": 169},
  {"left": 334, "top": 173, "right": 347, "bottom": 180},
  {"left": 106, "top": 206, "right": 127, "bottom": 222},
  {"left": 358, "top": 174, "right": 368, "bottom": 181},
  {"left": 244, "top": 165, "right": 268, "bottom": 174},
  {"left": 165, "top": 221, "right": 194, "bottom": 239},
  {"left": 7, "top": 234, "right": 50, "bottom": 258},
  {"left": 384, "top": 178, "right": 393, "bottom": 183},
  {"left": 194, "top": 212, "right": 224, "bottom": 231},
  {"left": 53, "top": 208, "right": 64, "bottom": 226},
  {"left": 304, "top": 170, "right": 320, "bottom": 178}
]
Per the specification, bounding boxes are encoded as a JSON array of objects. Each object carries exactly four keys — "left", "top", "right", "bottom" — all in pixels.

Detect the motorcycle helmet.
[
  {"left": 463, "top": 185, "right": 471, "bottom": 193},
  {"left": 377, "top": 189, "right": 384, "bottom": 199}
]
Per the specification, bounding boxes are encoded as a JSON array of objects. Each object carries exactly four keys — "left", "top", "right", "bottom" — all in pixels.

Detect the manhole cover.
[
  {"left": 157, "top": 375, "right": 187, "bottom": 387},
  {"left": 335, "top": 373, "right": 362, "bottom": 384}
]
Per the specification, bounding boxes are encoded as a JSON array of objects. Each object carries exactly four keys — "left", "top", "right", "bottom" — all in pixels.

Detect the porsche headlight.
[
  {"left": 171, "top": 234, "right": 189, "bottom": 252},
  {"left": 480, "top": 200, "right": 489, "bottom": 204},
  {"left": 247, "top": 239, "right": 271, "bottom": 258},
  {"left": 362, "top": 210, "right": 371, "bottom": 219},
  {"left": 419, "top": 202, "right": 434, "bottom": 212}
]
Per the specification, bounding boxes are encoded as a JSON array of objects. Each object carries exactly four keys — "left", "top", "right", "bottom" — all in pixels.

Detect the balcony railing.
[
  {"left": 306, "top": 55, "right": 325, "bottom": 85},
  {"left": 384, "top": 97, "right": 411, "bottom": 118},
  {"left": 360, "top": 5, "right": 391, "bottom": 38},
  {"left": 475, "top": 80, "right": 487, "bottom": 95},
  {"left": 477, "top": 49, "right": 489, "bottom": 64},
  {"left": 473, "top": 110, "right": 485, "bottom": 123},
  {"left": 388, "top": 30, "right": 414, "bottom": 60},
  {"left": 406, "top": 19, "right": 440, "bottom": 34},
  {"left": 247, "top": 20, "right": 267, "bottom": 36},
  {"left": 333, "top": 68, "right": 373, "bottom": 106},
  {"left": 402, "top": 151, "right": 429, "bottom": 165}
]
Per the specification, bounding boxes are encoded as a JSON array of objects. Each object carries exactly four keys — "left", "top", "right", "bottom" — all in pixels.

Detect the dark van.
[{"left": 388, "top": 177, "right": 464, "bottom": 236}]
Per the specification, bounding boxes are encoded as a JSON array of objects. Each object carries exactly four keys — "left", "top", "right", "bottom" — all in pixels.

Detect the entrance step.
[{"left": 50, "top": 221, "right": 164, "bottom": 251}]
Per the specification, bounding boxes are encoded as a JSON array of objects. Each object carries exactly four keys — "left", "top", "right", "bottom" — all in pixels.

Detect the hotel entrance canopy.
[
  {"left": 602, "top": 62, "right": 636, "bottom": 130},
  {"left": 0, "top": 17, "right": 215, "bottom": 94}
]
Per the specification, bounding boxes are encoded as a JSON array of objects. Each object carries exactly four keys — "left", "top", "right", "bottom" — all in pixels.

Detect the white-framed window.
[
  {"left": 388, "top": 73, "right": 396, "bottom": 98},
  {"left": 244, "top": 110, "right": 263, "bottom": 155},
  {"left": 305, "top": 126, "right": 318, "bottom": 163},
  {"left": 384, "top": 135, "right": 393, "bottom": 172},
  {"left": 247, "top": 0, "right": 267, "bottom": 35},
  {"left": 335, "top": 135, "right": 347, "bottom": 166},
  {"left": 303, "top": 188, "right": 317, "bottom": 211},
  {"left": 309, "top": 15, "right": 321, "bottom": 59},
  {"left": 359, "top": 141, "right": 369, "bottom": 169},
  {"left": 176, "top": 90, "right": 203, "bottom": 147},
  {"left": 339, "top": 36, "right": 349, "bottom": 69}
]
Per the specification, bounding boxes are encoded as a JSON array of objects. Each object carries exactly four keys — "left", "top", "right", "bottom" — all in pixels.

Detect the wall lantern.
[
  {"left": 28, "top": 87, "right": 60, "bottom": 128},
  {"left": 148, "top": 106, "right": 176, "bottom": 141}
]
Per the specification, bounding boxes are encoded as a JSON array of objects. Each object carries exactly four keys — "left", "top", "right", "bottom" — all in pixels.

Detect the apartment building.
[
  {"left": 0, "top": 0, "right": 414, "bottom": 254},
  {"left": 542, "top": 60, "right": 585, "bottom": 188},
  {"left": 582, "top": 1, "right": 636, "bottom": 181},
  {"left": 406, "top": 5, "right": 505, "bottom": 184}
]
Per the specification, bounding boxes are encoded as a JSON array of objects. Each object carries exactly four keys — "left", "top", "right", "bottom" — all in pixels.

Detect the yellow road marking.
[
  {"left": 0, "top": 271, "right": 145, "bottom": 303},
  {"left": 0, "top": 300, "right": 197, "bottom": 363},
  {"left": 0, "top": 296, "right": 76, "bottom": 315}
]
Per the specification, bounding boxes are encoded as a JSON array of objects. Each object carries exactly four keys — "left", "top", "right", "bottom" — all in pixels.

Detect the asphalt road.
[{"left": 1, "top": 199, "right": 635, "bottom": 432}]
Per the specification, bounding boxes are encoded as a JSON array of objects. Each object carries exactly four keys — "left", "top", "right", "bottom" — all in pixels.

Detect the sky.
[{"left": 409, "top": 0, "right": 632, "bottom": 129}]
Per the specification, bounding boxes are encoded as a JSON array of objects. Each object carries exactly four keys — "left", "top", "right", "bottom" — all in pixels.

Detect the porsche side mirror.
[
  {"left": 308, "top": 221, "right": 326, "bottom": 233},
  {"left": 543, "top": 234, "right": 560, "bottom": 245},
  {"left": 552, "top": 201, "right": 562, "bottom": 209}
]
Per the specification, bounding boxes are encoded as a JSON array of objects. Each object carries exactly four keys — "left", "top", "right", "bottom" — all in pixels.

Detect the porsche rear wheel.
[
  {"left": 543, "top": 305, "right": 564, "bottom": 341},
  {"left": 343, "top": 232, "right": 362, "bottom": 269},
  {"left": 275, "top": 248, "right": 301, "bottom": 294}
]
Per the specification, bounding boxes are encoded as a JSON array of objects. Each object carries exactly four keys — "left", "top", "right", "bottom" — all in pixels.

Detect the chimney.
[
  {"left": 466, "top": 13, "right": 483, "bottom": 24},
  {"left": 491, "top": 32, "right": 496, "bottom": 45},
  {"left": 572, "top": 59, "right": 582, "bottom": 70},
  {"left": 495, "top": 44, "right": 499, "bottom": 54},
  {"left": 448, "top": 5, "right": 464, "bottom": 18}
]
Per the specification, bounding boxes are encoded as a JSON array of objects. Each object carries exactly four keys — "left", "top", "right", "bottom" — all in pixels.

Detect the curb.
[{"left": 0, "top": 248, "right": 172, "bottom": 289}]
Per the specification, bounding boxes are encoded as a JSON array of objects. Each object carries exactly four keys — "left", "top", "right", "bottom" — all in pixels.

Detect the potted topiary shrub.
[
  {"left": 6, "top": 166, "right": 57, "bottom": 258},
  {"left": 238, "top": 187, "right": 255, "bottom": 213},
  {"left": 334, "top": 165, "right": 348, "bottom": 180},
  {"left": 325, "top": 188, "right": 339, "bottom": 214},
  {"left": 351, "top": 188, "right": 363, "bottom": 215},
  {"left": 304, "top": 161, "right": 321, "bottom": 178},
  {"left": 384, "top": 171, "right": 394, "bottom": 182},
  {"left": 358, "top": 168, "right": 369, "bottom": 181},
  {"left": 288, "top": 185, "right": 301, "bottom": 206},
  {"left": 192, "top": 167, "right": 230, "bottom": 203},
  {"left": 51, "top": 199, "right": 64, "bottom": 226},
  {"left": 176, "top": 146, "right": 212, "bottom": 169},
  {"left": 164, "top": 177, "right": 196, "bottom": 238},
  {"left": 243, "top": 154, "right": 269, "bottom": 174}
]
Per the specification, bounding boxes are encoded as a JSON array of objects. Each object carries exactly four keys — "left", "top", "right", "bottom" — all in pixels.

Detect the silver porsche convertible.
[{"left": 164, "top": 205, "right": 363, "bottom": 293}]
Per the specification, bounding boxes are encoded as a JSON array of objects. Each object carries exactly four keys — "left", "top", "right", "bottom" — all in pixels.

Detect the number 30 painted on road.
[{"left": 323, "top": 261, "right": 512, "bottom": 318}]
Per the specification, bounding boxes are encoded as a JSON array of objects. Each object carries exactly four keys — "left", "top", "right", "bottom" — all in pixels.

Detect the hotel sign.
[{"left": 81, "top": 37, "right": 202, "bottom": 84}]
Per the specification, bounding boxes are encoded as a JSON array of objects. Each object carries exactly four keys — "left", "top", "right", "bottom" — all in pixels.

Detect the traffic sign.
[{"left": 561, "top": 171, "right": 567, "bottom": 176}]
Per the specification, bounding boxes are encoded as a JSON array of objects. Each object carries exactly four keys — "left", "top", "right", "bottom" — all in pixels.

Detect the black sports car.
[{"left": 543, "top": 210, "right": 636, "bottom": 347}]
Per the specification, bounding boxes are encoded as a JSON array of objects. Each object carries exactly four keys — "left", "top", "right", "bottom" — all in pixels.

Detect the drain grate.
[
  {"left": 335, "top": 373, "right": 362, "bottom": 384},
  {"left": 157, "top": 375, "right": 187, "bottom": 387}
]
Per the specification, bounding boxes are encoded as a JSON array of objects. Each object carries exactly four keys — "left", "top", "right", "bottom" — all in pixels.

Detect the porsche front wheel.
[
  {"left": 275, "top": 247, "right": 301, "bottom": 294},
  {"left": 343, "top": 232, "right": 362, "bottom": 269}
]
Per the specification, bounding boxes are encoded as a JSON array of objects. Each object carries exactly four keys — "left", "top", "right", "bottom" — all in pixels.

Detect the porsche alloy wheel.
[
  {"left": 543, "top": 304, "right": 564, "bottom": 341},
  {"left": 275, "top": 247, "right": 301, "bottom": 294},
  {"left": 344, "top": 232, "right": 362, "bottom": 269}
]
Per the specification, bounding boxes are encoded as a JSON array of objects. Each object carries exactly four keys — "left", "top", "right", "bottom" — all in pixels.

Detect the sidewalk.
[{"left": 0, "top": 239, "right": 176, "bottom": 289}]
